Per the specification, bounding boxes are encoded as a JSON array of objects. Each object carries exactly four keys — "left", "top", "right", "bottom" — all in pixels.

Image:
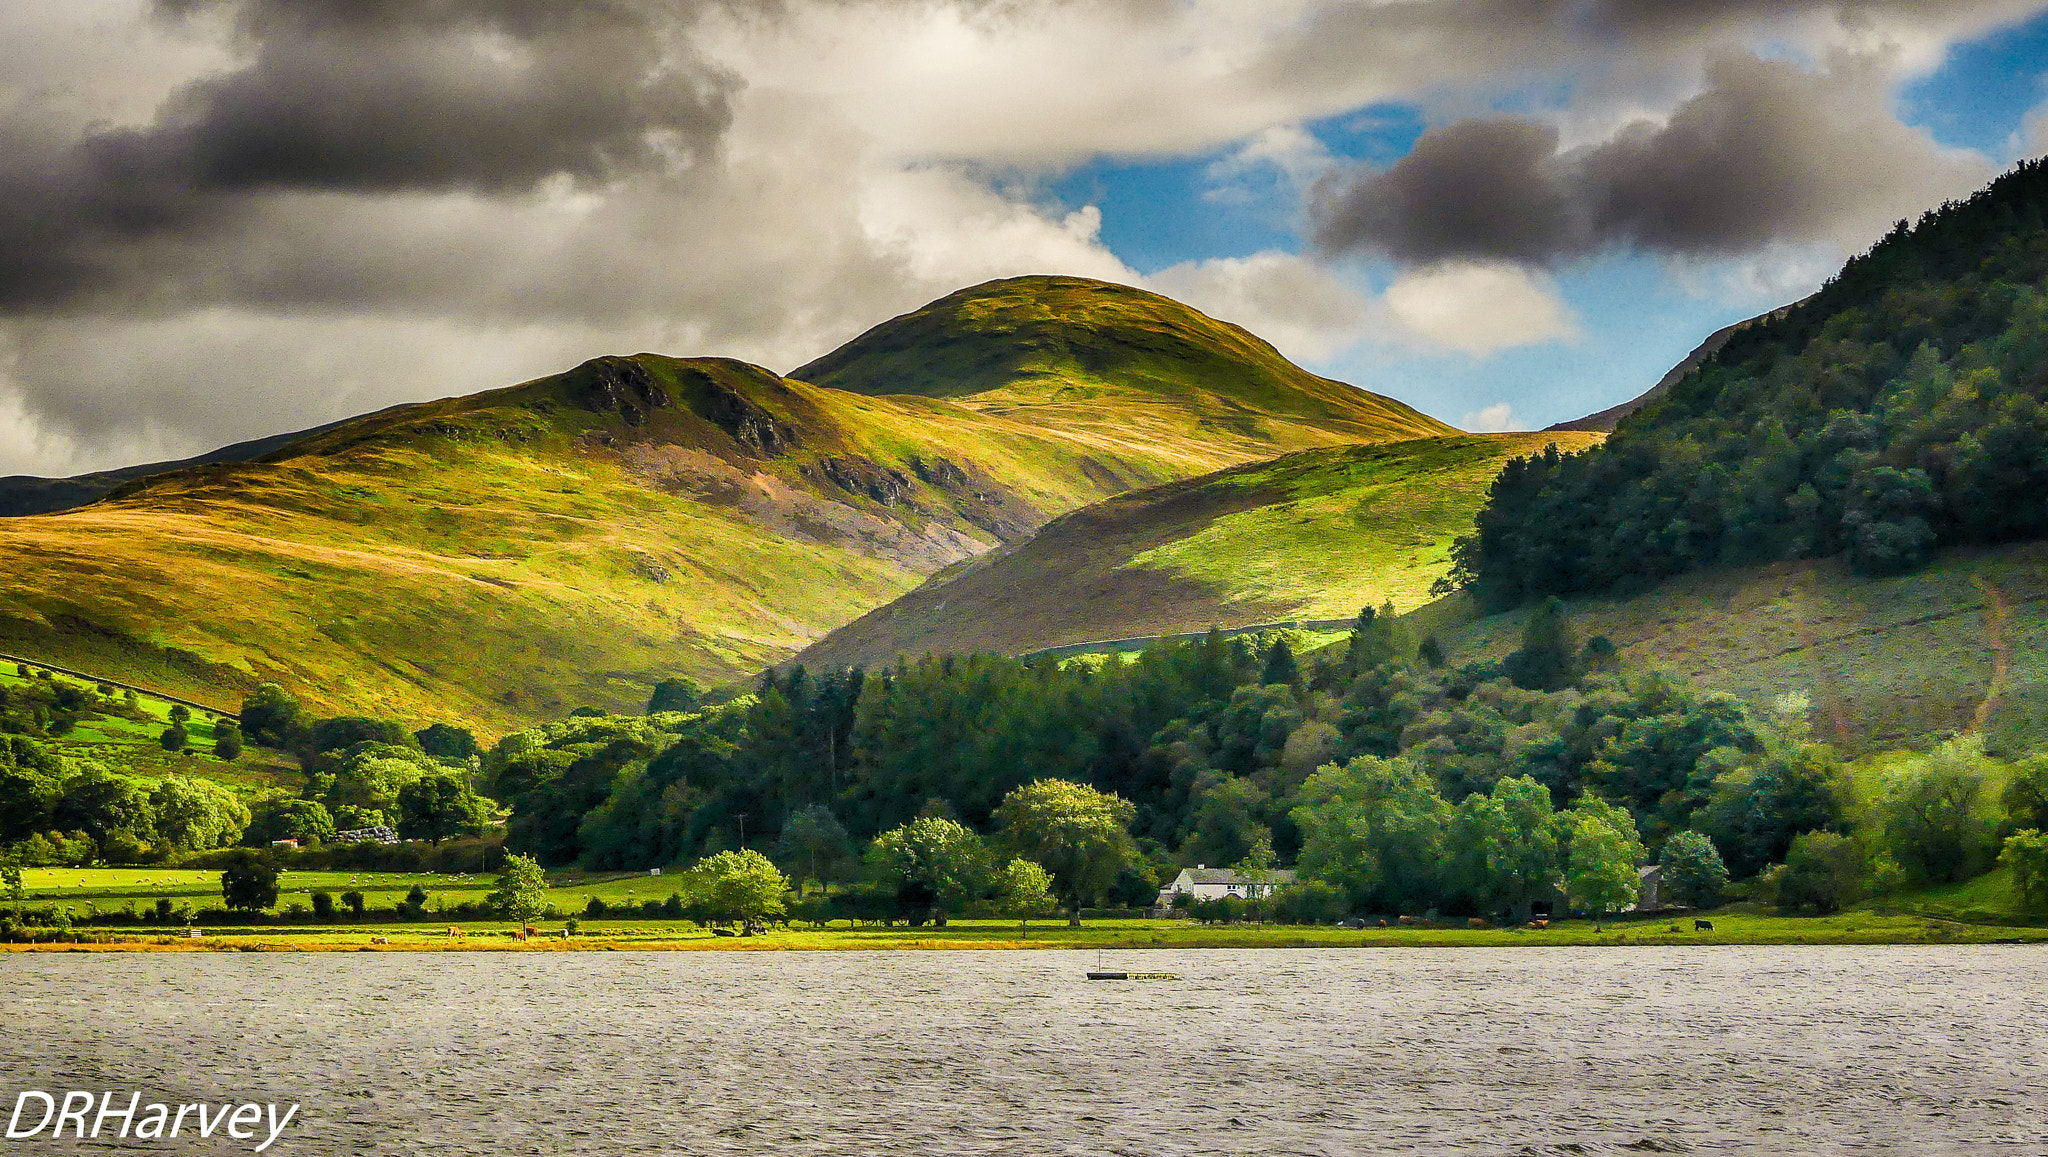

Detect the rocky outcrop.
[{"left": 567, "top": 356, "right": 671, "bottom": 426}]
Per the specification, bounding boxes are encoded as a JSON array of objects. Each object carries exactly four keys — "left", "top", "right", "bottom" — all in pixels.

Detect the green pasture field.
[
  {"left": 14, "top": 869, "right": 2048, "bottom": 951},
  {"left": 9, "top": 912, "right": 2047, "bottom": 953},
  {"left": 1, "top": 663, "right": 301, "bottom": 794},
  {"left": 21, "top": 867, "right": 693, "bottom": 914}
]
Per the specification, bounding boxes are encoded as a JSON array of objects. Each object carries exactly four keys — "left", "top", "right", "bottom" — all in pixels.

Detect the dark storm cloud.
[
  {"left": 0, "top": 0, "right": 734, "bottom": 309},
  {"left": 145, "top": 0, "right": 733, "bottom": 193},
  {"left": 1313, "top": 52, "right": 1993, "bottom": 264}
]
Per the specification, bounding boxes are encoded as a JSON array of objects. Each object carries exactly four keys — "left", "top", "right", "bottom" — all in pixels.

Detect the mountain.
[
  {"left": 1417, "top": 161, "right": 2048, "bottom": 751},
  {"left": 792, "top": 275, "right": 1453, "bottom": 467},
  {"left": 1464, "top": 159, "right": 2048, "bottom": 610},
  {"left": 0, "top": 280, "right": 1448, "bottom": 728},
  {"left": 1542, "top": 302, "right": 1798, "bottom": 433},
  {"left": 0, "top": 413, "right": 378, "bottom": 517},
  {"left": 797, "top": 433, "right": 1597, "bottom": 669}
]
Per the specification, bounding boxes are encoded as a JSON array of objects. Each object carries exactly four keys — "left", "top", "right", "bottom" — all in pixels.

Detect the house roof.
[{"left": 1177, "top": 867, "right": 1298, "bottom": 886}]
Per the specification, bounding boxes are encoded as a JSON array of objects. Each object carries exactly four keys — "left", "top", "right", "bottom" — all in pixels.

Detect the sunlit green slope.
[{"left": 797, "top": 433, "right": 1597, "bottom": 668}]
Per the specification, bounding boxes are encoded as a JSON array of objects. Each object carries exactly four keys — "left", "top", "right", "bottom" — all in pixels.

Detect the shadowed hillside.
[{"left": 798, "top": 433, "right": 1597, "bottom": 669}]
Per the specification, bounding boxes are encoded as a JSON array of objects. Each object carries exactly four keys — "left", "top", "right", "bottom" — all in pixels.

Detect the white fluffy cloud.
[
  {"left": 1461, "top": 403, "right": 1518, "bottom": 433},
  {"left": 1382, "top": 263, "right": 1580, "bottom": 357},
  {"left": 1146, "top": 251, "right": 1369, "bottom": 362}
]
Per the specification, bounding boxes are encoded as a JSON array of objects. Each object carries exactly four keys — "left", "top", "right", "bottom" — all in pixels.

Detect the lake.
[{"left": 3, "top": 946, "right": 2042, "bottom": 1154}]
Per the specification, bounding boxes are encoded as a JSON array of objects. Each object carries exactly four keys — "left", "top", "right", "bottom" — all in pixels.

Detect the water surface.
[{"left": 3, "top": 946, "right": 2042, "bottom": 1154}]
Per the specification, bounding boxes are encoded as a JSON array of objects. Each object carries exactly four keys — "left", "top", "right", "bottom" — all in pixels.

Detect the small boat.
[{"left": 1087, "top": 952, "right": 1177, "bottom": 981}]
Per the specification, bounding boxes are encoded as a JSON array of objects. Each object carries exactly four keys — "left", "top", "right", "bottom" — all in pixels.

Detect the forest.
[
  {"left": 6, "top": 597, "right": 2047, "bottom": 924},
  {"left": 465, "top": 605, "right": 2048, "bottom": 919},
  {"left": 1453, "top": 158, "right": 2048, "bottom": 608}
]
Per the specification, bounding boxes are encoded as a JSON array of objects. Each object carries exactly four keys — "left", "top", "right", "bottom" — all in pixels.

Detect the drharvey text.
[{"left": 6, "top": 1092, "right": 298, "bottom": 1152}]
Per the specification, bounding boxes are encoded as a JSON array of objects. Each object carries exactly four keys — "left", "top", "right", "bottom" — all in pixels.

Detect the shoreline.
[{"left": 7, "top": 912, "right": 2046, "bottom": 953}]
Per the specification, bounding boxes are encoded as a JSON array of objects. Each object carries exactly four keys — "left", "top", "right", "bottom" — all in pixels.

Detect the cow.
[
  {"left": 1528, "top": 919, "right": 1549, "bottom": 930},
  {"left": 1694, "top": 919, "right": 1716, "bottom": 932},
  {"left": 1397, "top": 915, "right": 1422, "bottom": 926},
  {"left": 512, "top": 929, "right": 528, "bottom": 942},
  {"left": 712, "top": 927, "right": 737, "bottom": 938},
  {"left": 1468, "top": 918, "right": 1489, "bottom": 930},
  {"left": 446, "top": 926, "right": 464, "bottom": 939},
  {"left": 369, "top": 936, "right": 391, "bottom": 946}
]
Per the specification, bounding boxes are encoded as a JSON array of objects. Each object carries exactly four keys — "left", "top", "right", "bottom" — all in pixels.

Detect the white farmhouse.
[{"left": 1157, "top": 865, "right": 1297, "bottom": 906}]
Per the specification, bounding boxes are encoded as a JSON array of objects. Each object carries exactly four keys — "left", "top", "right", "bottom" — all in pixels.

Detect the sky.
[{"left": 2, "top": 1, "right": 2047, "bottom": 475}]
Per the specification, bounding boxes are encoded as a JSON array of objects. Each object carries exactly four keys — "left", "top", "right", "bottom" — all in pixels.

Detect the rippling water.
[{"left": 3, "top": 946, "right": 2043, "bottom": 1155}]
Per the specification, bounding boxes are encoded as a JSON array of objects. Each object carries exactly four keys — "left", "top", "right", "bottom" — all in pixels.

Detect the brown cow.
[
  {"left": 512, "top": 929, "right": 528, "bottom": 942},
  {"left": 1468, "top": 918, "right": 1489, "bottom": 929},
  {"left": 369, "top": 936, "right": 391, "bottom": 945},
  {"left": 446, "top": 926, "right": 464, "bottom": 939}
]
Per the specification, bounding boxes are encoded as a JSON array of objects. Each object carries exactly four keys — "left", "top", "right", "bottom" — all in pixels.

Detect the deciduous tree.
[{"left": 993, "top": 779, "right": 1137, "bottom": 921}]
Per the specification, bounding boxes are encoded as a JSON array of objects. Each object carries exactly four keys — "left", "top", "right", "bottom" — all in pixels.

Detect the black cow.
[{"left": 1694, "top": 919, "right": 1715, "bottom": 932}]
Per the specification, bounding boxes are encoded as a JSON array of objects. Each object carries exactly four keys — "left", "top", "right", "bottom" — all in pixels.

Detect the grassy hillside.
[
  {"left": 793, "top": 276, "right": 1454, "bottom": 469},
  {"left": 0, "top": 662, "right": 300, "bottom": 796},
  {"left": 0, "top": 280, "right": 1447, "bottom": 731},
  {"left": 1410, "top": 539, "right": 2048, "bottom": 754},
  {"left": 798, "top": 433, "right": 1597, "bottom": 668}
]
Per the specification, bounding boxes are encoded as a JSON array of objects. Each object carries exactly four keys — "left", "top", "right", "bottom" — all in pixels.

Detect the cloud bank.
[{"left": 0, "top": 0, "right": 2041, "bottom": 472}]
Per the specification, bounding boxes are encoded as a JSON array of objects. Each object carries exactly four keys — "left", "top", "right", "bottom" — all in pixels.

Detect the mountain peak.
[{"left": 791, "top": 275, "right": 1453, "bottom": 441}]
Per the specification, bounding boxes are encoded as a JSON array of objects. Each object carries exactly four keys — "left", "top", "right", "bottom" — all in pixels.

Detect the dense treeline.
[
  {"left": 0, "top": 681, "right": 496, "bottom": 866},
  {"left": 472, "top": 601, "right": 2033, "bottom": 918},
  {"left": 1455, "top": 159, "right": 2048, "bottom": 607}
]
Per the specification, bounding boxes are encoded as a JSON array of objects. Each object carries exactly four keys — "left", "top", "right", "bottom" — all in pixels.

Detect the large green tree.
[
  {"left": 1456, "top": 775, "right": 1559, "bottom": 917},
  {"left": 220, "top": 849, "right": 280, "bottom": 912},
  {"left": 150, "top": 775, "right": 250, "bottom": 852},
  {"left": 690, "top": 848, "right": 788, "bottom": 924},
  {"left": 995, "top": 858, "right": 1058, "bottom": 939},
  {"left": 993, "top": 779, "right": 1137, "bottom": 920},
  {"left": 488, "top": 852, "right": 551, "bottom": 923},
  {"left": 1561, "top": 797, "right": 1644, "bottom": 917},
  {"left": 395, "top": 772, "right": 493, "bottom": 845},
  {"left": 239, "top": 683, "right": 306, "bottom": 749},
  {"left": 1291, "top": 755, "right": 1447, "bottom": 914},
  {"left": 53, "top": 770, "right": 155, "bottom": 857},
  {"left": 777, "top": 804, "right": 853, "bottom": 896},
  {"left": 866, "top": 815, "right": 991, "bottom": 916},
  {"left": 1658, "top": 830, "right": 1730, "bottom": 909},
  {"left": 1873, "top": 738, "right": 2002, "bottom": 885}
]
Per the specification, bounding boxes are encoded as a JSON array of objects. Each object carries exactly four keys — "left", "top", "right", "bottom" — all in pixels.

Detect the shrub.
[
  {"left": 1271, "top": 880, "right": 1349, "bottom": 924},
  {"left": 2000, "top": 829, "right": 2048, "bottom": 909},
  {"left": 340, "top": 890, "right": 365, "bottom": 916},
  {"left": 1659, "top": 831, "right": 1730, "bottom": 909},
  {"left": 310, "top": 891, "right": 335, "bottom": 918},
  {"left": 219, "top": 849, "right": 280, "bottom": 912},
  {"left": 1770, "top": 832, "right": 1867, "bottom": 914},
  {"left": 213, "top": 722, "right": 243, "bottom": 762}
]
